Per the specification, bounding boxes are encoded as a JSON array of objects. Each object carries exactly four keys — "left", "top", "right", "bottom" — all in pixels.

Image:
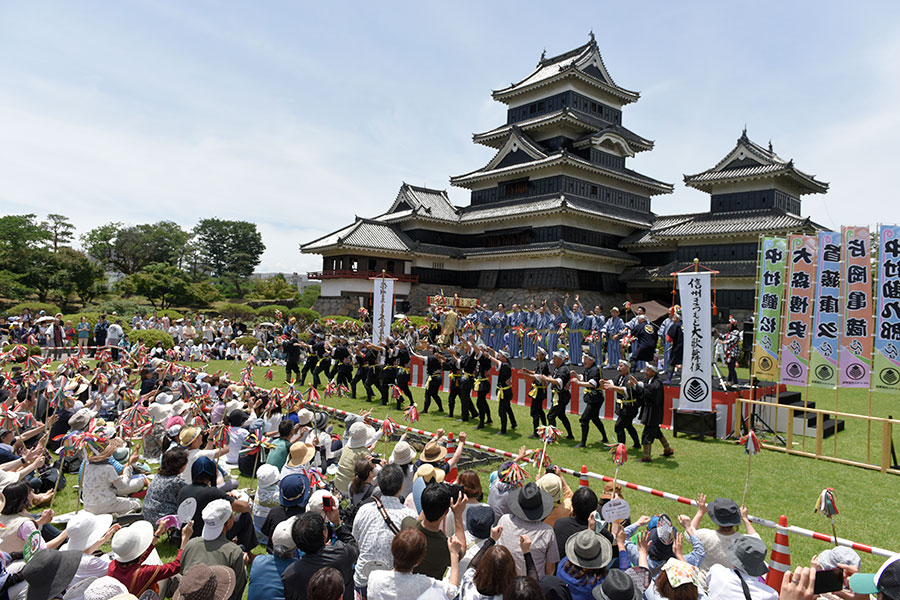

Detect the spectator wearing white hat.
[
  {"left": 181, "top": 499, "right": 248, "bottom": 600},
  {"left": 252, "top": 464, "right": 280, "bottom": 544},
  {"left": 388, "top": 437, "right": 416, "bottom": 499},
  {"left": 61, "top": 512, "right": 120, "bottom": 600},
  {"left": 108, "top": 519, "right": 194, "bottom": 598},
  {"left": 248, "top": 518, "right": 296, "bottom": 600},
  {"left": 334, "top": 422, "right": 375, "bottom": 496},
  {"left": 83, "top": 576, "right": 128, "bottom": 600}
]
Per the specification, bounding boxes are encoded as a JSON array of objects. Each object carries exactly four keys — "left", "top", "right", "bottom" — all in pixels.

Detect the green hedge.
[
  {"left": 255, "top": 305, "right": 291, "bottom": 319},
  {"left": 157, "top": 309, "right": 184, "bottom": 321},
  {"left": 233, "top": 335, "right": 258, "bottom": 350},
  {"left": 1, "top": 344, "right": 42, "bottom": 358},
  {"left": 289, "top": 307, "right": 320, "bottom": 328},
  {"left": 5, "top": 302, "right": 62, "bottom": 317},
  {"left": 128, "top": 329, "right": 174, "bottom": 349}
]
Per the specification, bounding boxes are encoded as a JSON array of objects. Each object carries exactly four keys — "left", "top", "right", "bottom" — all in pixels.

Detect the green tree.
[
  {"left": 192, "top": 219, "right": 265, "bottom": 296},
  {"left": 81, "top": 221, "right": 192, "bottom": 274},
  {"left": 298, "top": 284, "right": 320, "bottom": 309},
  {"left": 0, "top": 214, "right": 50, "bottom": 274},
  {"left": 54, "top": 248, "right": 107, "bottom": 306},
  {"left": 121, "top": 263, "right": 195, "bottom": 309},
  {"left": 42, "top": 214, "right": 75, "bottom": 252},
  {"left": 253, "top": 274, "right": 297, "bottom": 299},
  {"left": 0, "top": 270, "right": 28, "bottom": 300}
]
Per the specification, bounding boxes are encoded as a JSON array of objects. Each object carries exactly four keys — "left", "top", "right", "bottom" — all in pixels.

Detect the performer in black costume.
[
  {"left": 445, "top": 348, "right": 462, "bottom": 418},
  {"left": 604, "top": 359, "right": 642, "bottom": 449},
  {"left": 394, "top": 339, "right": 415, "bottom": 409},
  {"left": 487, "top": 348, "right": 517, "bottom": 434},
  {"left": 474, "top": 344, "right": 493, "bottom": 430},
  {"left": 524, "top": 347, "right": 550, "bottom": 438},
  {"left": 541, "top": 349, "right": 574, "bottom": 440},
  {"left": 282, "top": 334, "right": 302, "bottom": 384},
  {"left": 297, "top": 333, "right": 321, "bottom": 386},
  {"left": 633, "top": 362, "right": 674, "bottom": 462},
  {"left": 350, "top": 340, "right": 372, "bottom": 399},
  {"left": 571, "top": 352, "right": 608, "bottom": 448},
  {"left": 330, "top": 335, "right": 352, "bottom": 389},
  {"left": 458, "top": 340, "right": 479, "bottom": 422},
  {"left": 412, "top": 345, "right": 444, "bottom": 413},
  {"left": 311, "top": 336, "right": 333, "bottom": 388}
]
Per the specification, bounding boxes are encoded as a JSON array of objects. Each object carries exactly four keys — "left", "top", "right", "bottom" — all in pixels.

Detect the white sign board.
[{"left": 677, "top": 272, "right": 713, "bottom": 412}]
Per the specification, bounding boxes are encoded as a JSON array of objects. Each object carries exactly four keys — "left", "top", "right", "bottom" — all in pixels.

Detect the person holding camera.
[
  {"left": 282, "top": 510, "right": 359, "bottom": 600},
  {"left": 408, "top": 482, "right": 468, "bottom": 580}
]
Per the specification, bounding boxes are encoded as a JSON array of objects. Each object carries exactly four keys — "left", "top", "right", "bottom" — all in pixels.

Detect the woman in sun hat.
[
  {"left": 333, "top": 422, "right": 375, "bottom": 496},
  {"left": 108, "top": 518, "right": 194, "bottom": 599},
  {"left": 646, "top": 559, "right": 704, "bottom": 600},
  {"left": 556, "top": 529, "right": 613, "bottom": 600},
  {"left": 81, "top": 437, "right": 145, "bottom": 517},
  {"left": 61, "top": 511, "right": 121, "bottom": 596},
  {"left": 281, "top": 442, "right": 316, "bottom": 480},
  {"left": 389, "top": 438, "right": 416, "bottom": 499}
]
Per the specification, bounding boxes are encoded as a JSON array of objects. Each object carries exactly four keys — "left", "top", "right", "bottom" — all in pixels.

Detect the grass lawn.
[{"left": 35, "top": 359, "right": 899, "bottom": 578}]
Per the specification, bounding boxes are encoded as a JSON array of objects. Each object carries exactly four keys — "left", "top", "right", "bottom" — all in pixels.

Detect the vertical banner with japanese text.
[
  {"left": 839, "top": 226, "right": 872, "bottom": 387},
  {"left": 371, "top": 275, "right": 395, "bottom": 345},
  {"left": 754, "top": 237, "right": 787, "bottom": 380},
  {"left": 874, "top": 225, "right": 900, "bottom": 392},
  {"left": 809, "top": 231, "right": 842, "bottom": 387},
  {"left": 677, "top": 272, "right": 712, "bottom": 412},
  {"left": 780, "top": 235, "right": 817, "bottom": 386}
]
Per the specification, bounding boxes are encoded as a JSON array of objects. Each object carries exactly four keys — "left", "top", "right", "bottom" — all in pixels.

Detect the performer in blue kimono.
[
  {"left": 507, "top": 303, "right": 522, "bottom": 359},
  {"left": 490, "top": 304, "right": 507, "bottom": 352},
  {"left": 602, "top": 306, "right": 625, "bottom": 367},
  {"left": 659, "top": 307, "right": 675, "bottom": 374},
  {"left": 563, "top": 294, "right": 585, "bottom": 366},
  {"left": 477, "top": 307, "right": 491, "bottom": 347},
  {"left": 586, "top": 305, "right": 605, "bottom": 367},
  {"left": 523, "top": 303, "right": 539, "bottom": 360},
  {"left": 546, "top": 304, "right": 564, "bottom": 353}
]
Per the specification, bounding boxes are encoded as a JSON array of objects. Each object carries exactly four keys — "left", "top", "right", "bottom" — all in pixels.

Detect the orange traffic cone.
[
  {"left": 579, "top": 465, "right": 589, "bottom": 487},
  {"left": 445, "top": 432, "right": 458, "bottom": 483},
  {"left": 766, "top": 515, "right": 791, "bottom": 591}
]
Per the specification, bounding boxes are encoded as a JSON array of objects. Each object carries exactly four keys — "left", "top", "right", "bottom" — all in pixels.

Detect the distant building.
[
  {"left": 250, "top": 272, "right": 315, "bottom": 292},
  {"left": 301, "top": 36, "right": 827, "bottom": 319}
]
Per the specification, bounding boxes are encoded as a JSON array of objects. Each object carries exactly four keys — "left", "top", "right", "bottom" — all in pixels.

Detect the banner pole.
[
  {"left": 867, "top": 225, "right": 880, "bottom": 464},
  {"left": 748, "top": 235, "right": 764, "bottom": 436}
]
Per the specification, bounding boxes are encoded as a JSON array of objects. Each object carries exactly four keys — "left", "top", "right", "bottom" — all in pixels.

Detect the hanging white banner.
[
  {"left": 371, "top": 275, "right": 395, "bottom": 345},
  {"left": 677, "top": 272, "right": 712, "bottom": 412}
]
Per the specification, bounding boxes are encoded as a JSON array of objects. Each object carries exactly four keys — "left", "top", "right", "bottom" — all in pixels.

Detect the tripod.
[{"left": 741, "top": 380, "right": 786, "bottom": 446}]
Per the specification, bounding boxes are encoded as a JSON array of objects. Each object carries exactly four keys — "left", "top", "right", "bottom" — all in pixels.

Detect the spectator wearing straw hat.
[
  {"left": 108, "top": 519, "right": 194, "bottom": 598},
  {"left": 83, "top": 576, "right": 128, "bottom": 600},
  {"left": 646, "top": 558, "right": 703, "bottom": 600},
  {"left": 280, "top": 442, "right": 315, "bottom": 479},
  {"left": 706, "top": 535, "right": 777, "bottom": 600},
  {"left": 81, "top": 438, "right": 145, "bottom": 517},
  {"left": 181, "top": 499, "right": 248, "bottom": 600},
  {"left": 179, "top": 426, "right": 227, "bottom": 486},
  {"left": 536, "top": 469, "right": 573, "bottom": 527},
  {"left": 497, "top": 482, "right": 560, "bottom": 577},
  {"left": 174, "top": 564, "right": 236, "bottom": 600}
]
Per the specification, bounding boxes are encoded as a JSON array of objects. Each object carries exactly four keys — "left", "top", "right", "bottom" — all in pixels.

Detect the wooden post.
[
  {"left": 802, "top": 385, "right": 810, "bottom": 452},
  {"left": 816, "top": 412, "right": 824, "bottom": 458},
  {"left": 786, "top": 406, "right": 794, "bottom": 453},
  {"left": 833, "top": 385, "right": 839, "bottom": 458}
]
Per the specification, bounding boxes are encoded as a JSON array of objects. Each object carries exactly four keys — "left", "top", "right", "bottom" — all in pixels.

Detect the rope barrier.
[{"left": 555, "top": 466, "right": 896, "bottom": 558}]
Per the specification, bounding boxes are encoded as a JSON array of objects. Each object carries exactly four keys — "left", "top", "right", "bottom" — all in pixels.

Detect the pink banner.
[{"left": 839, "top": 226, "right": 873, "bottom": 387}]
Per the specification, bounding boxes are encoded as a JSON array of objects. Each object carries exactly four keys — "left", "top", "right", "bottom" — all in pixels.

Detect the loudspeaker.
[
  {"left": 673, "top": 411, "right": 717, "bottom": 439},
  {"left": 742, "top": 321, "right": 753, "bottom": 355}
]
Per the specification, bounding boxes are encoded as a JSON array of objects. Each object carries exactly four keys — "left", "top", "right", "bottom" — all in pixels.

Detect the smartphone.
[
  {"left": 813, "top": 567, "right": 844, "bottom": 594},
  {"left": 322, "top": 495, "right": 334, "bottom": 510}
]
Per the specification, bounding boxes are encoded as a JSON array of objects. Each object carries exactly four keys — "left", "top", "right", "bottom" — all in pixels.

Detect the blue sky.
[{"left": 1, "top": 1, "right": 899, "bottom": 273}]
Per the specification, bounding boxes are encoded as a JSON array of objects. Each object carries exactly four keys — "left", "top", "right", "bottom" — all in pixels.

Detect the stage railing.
[{"left": 735, "top": 396, "right": 900, "bottom": 475}]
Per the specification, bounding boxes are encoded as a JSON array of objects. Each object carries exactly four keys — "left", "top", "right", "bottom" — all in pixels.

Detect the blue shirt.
[
  {"left": 248, "top": 554, "right": 294, "bottom": 600},
  {"left": 556, "top": 557, "right": 605, "bottom": 600}
]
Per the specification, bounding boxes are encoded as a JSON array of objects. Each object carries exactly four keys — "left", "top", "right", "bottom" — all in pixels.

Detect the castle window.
[{"left": 505, "top": 180, "right": 528, "bottom": 196}]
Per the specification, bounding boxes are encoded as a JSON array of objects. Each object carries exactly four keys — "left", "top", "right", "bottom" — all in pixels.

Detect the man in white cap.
[
  {"left": 632, "top": 361, "right": 674, "bottom": 462},
  {"left": 247, "top": 518, "right": 296, "bottom": 600},
  {"left": 181, "top": 499, "right": 247, "bottom": 600}
]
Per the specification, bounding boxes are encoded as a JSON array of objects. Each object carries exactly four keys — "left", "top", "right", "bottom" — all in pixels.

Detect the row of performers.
[
  {"left": 279, "top": 333, "right": 674, "bottom": 461},
  {"left": 437, "top": 300, "right": 681, "bottom": 369}
]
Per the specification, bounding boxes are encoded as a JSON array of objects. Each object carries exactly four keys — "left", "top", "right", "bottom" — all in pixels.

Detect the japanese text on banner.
[
  {"left": 809, "top": 231, "right": 842, "bottom": 388},
  {"left": 874, "top": 225, "right": 900, "bottom": 392},
  {"left": 371, "top": 275, "right": 394, "bottom": 345},
  {"left": 754, "top": 237, "right": 787, "bottom": 380},
  {"left": 839, "top": 226, "right": 872, "bottom": 387},
  {"left": 780, "top": 235, "right": 817, "bottom": 386},
  {"left": 677, "top": 272, "right": 712, "bottom": 412}
]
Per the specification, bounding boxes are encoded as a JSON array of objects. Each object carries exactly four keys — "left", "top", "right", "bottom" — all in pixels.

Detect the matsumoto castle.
[{"left": 302, "top": 35, "right": 828, "bottom": 320}]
